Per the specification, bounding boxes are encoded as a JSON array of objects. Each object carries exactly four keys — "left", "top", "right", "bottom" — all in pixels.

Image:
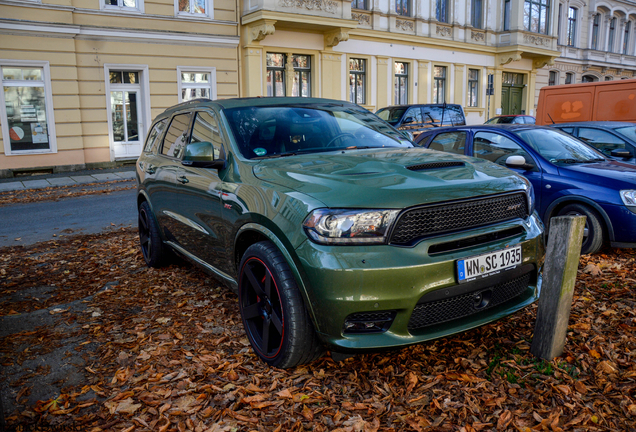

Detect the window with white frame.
[
  {"left": 103, "top": 0, "right": 142, "bottom": 12},
  {"left": 557, "top": 3, "right": 562, "bottom": 45},
  {"left": 349, "top": 58, "right": 366, "bottom": 105},
  {"left": 396, "top": 0, "right": 410, "bottom": 17},
  {"left": 567, "top": 7, "right": 577, "bottom": 47},
  {"left": 177, "top": 0, "right": 210, "bottom": 17},
  {"left": 565, "top": 72, "right": 573, "bottom": 84},
  {"left": 504, "top": 0, "right": 511, "bottom": 31},
  {"left": 548, "top": 70, "right": 558, "bottom": 85},
  {"left": 436, "top": 0, "right": 449, "bottom": 23},
  {"left": 1, "top": 62, "right": 56, "bottom": 154},
  {"left": 609, "top": 17, "right": 617, "bottom": 52},
  {"left": 394, "top": 62, "right": 408, "bottom": 105},
  {"left": 178, "top": 67, "right": 216, "bottom": 102},
  {"left": 524, "top": 0, "right": 550, "bottom": 35},
  {"left": 433, "top": 66, "right": 446, "bottom": 104},
  {"left": 468, "top": 69, "right": 479, "bottom": 107},
  {"left": 591, "top": 14, "right": 600, "bottom": 50},
  {"left": 471, "top": 0, "right": 483, "bottom": 29},
  {"left": 624, "top": 21, "right": 631, "bottom": 55}
]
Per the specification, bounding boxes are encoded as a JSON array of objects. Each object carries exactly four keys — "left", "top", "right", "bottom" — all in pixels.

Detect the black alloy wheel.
[
  {"left": 238, "top": 241, "right": 324, "bottom": 368},
  {"left": 138, "top": 201, "right": 170, "bottom": 267}
]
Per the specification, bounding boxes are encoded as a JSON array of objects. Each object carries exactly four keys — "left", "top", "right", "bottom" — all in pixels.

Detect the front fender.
[{"left": 543, "top": 195, "right": 615, "bottom": 242}]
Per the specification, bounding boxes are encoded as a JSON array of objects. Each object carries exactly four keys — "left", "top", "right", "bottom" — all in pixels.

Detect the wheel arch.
[
  {"left": 234, "top": 223, "right": 318, "bottom": 325},
  {"left": 544, "top": 196, "right": 615, "bottom": 242}
]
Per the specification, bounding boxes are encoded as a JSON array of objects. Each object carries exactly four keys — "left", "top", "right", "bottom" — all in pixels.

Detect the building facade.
[
  {"left": 241, "top": 0, "right": 561, "bottom": 125},
  {"left": 538, "top": 1, "right": 636, "bottom": 95},
  {"left": 0, "top": 0, "right": 239, "bottom": 176}
]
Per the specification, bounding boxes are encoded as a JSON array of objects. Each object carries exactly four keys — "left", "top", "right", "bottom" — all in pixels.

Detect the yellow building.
[
  {"left": 240, "top": 0, "right": 560, "bottom": 124},
  {"left": 0, "top": 0, "right": 239, "bottom": 176}
]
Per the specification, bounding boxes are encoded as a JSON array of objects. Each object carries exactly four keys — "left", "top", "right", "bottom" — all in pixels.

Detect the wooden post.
[{"left": 531, "top": 215, "right": 586, "bottom": 360}]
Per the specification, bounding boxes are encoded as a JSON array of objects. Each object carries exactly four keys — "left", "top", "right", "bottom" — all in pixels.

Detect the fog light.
[{"left": 343, "top": 311, "right": 396, "bottom": 334}]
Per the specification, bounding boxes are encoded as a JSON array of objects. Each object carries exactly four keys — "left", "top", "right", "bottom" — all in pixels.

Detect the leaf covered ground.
[{"left": 1, "top": 229, "right": 635, "bottom": 432}]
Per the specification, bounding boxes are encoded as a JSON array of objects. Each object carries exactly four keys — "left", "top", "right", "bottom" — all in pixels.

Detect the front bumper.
[{"left": 294, "top": 214, "right": 544, "bottom": 352}]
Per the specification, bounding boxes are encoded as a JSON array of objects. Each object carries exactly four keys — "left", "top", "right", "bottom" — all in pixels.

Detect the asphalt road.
[{"left": 0, "top": 189, "right": 137, "bottom": 248}]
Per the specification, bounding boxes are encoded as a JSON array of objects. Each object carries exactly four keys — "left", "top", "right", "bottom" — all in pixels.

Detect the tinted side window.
[
  {"left": 403, "top": 107, "right": 423, "bottom": 124},
  {"left": 578, "top": 127, "right": 627, "bottom": 156},
  {"left": 558, "top": 127, "right": 574, "bottom": 134},
  {"left": 161, "top": 113, "right": 192, "bottom": 159},
  {"left": 473, "top": 132, "right": 533, "bottom": 166},
  {"left": 191, "top": 111, "right": 225, "bottom": 160},
  {"left": 428, "top": 131, "right": 467, "bottom": 155},
  {"left": 143, "top": 119, "right": 167, "bottom": 153}
]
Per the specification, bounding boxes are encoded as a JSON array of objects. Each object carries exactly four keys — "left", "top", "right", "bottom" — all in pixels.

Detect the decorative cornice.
[
  {"left": 249, "top": 21, "right": 276, "bottom": 42},
  {"left": 436, "top": 24, "right": 451, "bottom": 37},
  {"left": 324, "top": 28, "right": 349, "bottom": 47},
  {"left": 523, "top": 33, "right": 549, "bottom": 47},
  {"left": 395, "top": 19, "right": 413, "bottom": 32},
  {"left": 497, "top": 52, "right": 522, "bottom": 65},
  {"left": 351, "top": 12, "right": 370, "bottom": 26},
  {"left": 279, "top": 0, "right": 338, "bottom": 14}
]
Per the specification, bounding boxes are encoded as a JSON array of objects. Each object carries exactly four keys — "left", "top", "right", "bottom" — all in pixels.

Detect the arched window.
[
  {"left": 565, "top": 72, "right": 574, "bottom": 84},
  {"left": 548, "top": 70, "right": 558, "bottom": 86},
  {"left": 582, "top": 74, "right": 598, "bottom": 82}
]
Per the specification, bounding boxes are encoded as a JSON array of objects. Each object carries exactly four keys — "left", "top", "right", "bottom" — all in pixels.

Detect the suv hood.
[{"left": 252, "top": 148, "right": 528, "bottom": 208}]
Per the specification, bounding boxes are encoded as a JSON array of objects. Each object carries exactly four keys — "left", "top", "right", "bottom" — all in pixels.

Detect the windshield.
[
  {"left": 376, "top": 107, "right": 407, "bottom": 125},
  {"left": 226, "top": 104, "right": 412, "bottom": 159},
  {"left": 615, "top": 125, "right": 636, "bottom": 142},
  {"left": 515, "top": 128, "right": 606, "bottom": 163}
]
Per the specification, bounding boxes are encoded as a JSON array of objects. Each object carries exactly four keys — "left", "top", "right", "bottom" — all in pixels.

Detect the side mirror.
[
  {"left": 182, "top": 141, "right": 226, "bottom": 170},
  {"left": 403, "top": 117, "right": 415, "bottom": 124},
  {"left": 506, "top": 155, "right": 535, "bottom": 171},
  {"left": 610, "top": 149, "right": 632, "bottom": 158}
]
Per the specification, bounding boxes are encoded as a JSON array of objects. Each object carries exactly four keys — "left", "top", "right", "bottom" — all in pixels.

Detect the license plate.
[{"left": 457, "top": 246, "right": 522, "bottom": 283}]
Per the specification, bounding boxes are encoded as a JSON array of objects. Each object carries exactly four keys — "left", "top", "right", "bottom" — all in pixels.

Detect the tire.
[
  {"left": 556, "top": 203, "right": 604, "bottom": 255},
  {"left": 238, "top": 241, "right": 324, "bottom": 368},
  {"left": 138, "top": 201, "right": 171, "bottom": 267}
]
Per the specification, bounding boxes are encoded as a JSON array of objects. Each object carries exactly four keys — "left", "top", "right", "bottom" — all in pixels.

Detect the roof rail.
[{"left": 169, "top": 98, "right": 213, "bottom": 110}]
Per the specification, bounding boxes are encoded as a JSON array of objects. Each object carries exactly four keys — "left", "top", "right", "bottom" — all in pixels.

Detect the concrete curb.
[{"left": 0, "top": 171, "right": 136, "bottom": 192}]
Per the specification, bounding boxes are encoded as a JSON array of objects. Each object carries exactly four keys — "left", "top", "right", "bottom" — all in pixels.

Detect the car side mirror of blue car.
[
  {"left": 506, "top": 155, "right": 535, "bottom": 171},
  {"left": 611, "top": 149, "right": 632, "bottom": 159}
]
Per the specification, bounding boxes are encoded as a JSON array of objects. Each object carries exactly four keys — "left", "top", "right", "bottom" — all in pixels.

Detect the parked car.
[
  {"left": 485, "top": 115, "right": 536, "bottom": 125},
  {"left": 551, "top": 121, "right": 636, "bottom": 166},
  {"left": 416, "top": 124, "right": 636, "bottom": 255},
  {"left": 137, "top": 97, "right": 544, "bottom": 368},
  {"left": 376, "top": 103, "right": 466, "bottom": 139}
]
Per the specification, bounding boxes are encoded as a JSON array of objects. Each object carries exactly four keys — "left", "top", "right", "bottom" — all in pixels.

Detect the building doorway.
[
  {"left": 106, "top": 69, "right": 146, "bottom": 160},
  {"left": 501, "top": 72, "right": 525, "bottom": 115}
]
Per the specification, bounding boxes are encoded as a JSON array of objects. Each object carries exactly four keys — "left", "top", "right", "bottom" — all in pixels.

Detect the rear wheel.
[
  {"left": 556, "top": 203, "right": 604, "bottom": 255},
  {"left": 138, "top": 201, "right": 170, "bottom": 267},
  {"left": 238, "top": 241, "right": 324, "bottom": 368}
]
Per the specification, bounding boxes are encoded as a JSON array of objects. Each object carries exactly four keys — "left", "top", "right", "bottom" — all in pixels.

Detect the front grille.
[
  {"left": 407, "top": 162, "right": 464, "bottom": 171},
  {"left": 408, "top": 273, "right": 530, "bottom": 331},
  {"left": 389, "top": 192, "right": 528, "bottom": 246}
]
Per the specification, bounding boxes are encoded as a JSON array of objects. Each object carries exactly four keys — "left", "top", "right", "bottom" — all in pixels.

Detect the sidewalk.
[{"left": 0, "top": 166, "right": 136, "bottom": 192}]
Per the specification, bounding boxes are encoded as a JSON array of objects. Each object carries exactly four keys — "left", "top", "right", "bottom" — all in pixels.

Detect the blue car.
[
  {"left": 415, "top": 124, "right": 636, "bottom": 254},
  {"left": 551, "top": 121, "right": 636, "bottom": 166}
]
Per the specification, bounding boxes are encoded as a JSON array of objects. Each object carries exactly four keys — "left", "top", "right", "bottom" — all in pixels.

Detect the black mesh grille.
[
  {"left": 408, "top": 273, "right": 530, "bottom": 331},
  {"left": 390, "top": 193, "right": 528, "bottom": 246},
  {"left": 345, "top": 311, "right": 395, "bottom": 322},
  {"left": 407, "top": 162, "right": 464, "bottom": 171}
]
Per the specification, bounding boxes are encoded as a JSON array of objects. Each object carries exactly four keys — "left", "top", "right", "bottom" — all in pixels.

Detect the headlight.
[
  {"left": 526, "top": 183, "right": 536, "bottom": 215},
  {"left": 303, "top": 209, "right": 399, "bottom": 245},
  {"left": 620, "top": 190, "right": 636, "bottom": 206}
]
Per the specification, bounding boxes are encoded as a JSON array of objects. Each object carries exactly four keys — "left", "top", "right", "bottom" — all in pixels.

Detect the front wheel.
[
  {"left": 555, "top": 203, "right": 604, "bottom": 255},
  {"left": 238, "top": 241, "right": 324, "bottom": 368}
]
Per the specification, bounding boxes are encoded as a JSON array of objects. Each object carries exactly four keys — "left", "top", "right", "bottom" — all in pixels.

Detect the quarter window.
[
  {"left": 161, "top": 113, "right": 192, "bottom": 159},
  {"left": 349, "top": 58, "right": 366, "bottom": 105},
  {"left": 178, "top": 68, "right": 216, "bottom": 102},
  {"left": 143, "top": 119, "right": 167, "bottom": 153},
  {"left": 524, "top": 0, "right": 550, "bottom": 35},
  {"left": 394, "top": 62, "right": 408, "bottom": 105},
  {"left": 191, "top": 111, "right": 225, "bottom": 159},
  {"left": 468, "top": 69, "right": 479, "bottom": 107},
  {"left": 433, "top": 66, "right": 446, "bottom": 104}
]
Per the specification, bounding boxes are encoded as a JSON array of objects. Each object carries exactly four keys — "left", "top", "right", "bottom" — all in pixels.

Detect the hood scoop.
[{"left": 407, "top": 161, "right": 465, "bottom": 171}]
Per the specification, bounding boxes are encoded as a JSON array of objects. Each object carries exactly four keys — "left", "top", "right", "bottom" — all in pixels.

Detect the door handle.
[
  {"left": 145, "top": 165, "right": 156, "bottom": 174},
  {"left": 177, "top": 175, "right": 189, "bottom": 184}
]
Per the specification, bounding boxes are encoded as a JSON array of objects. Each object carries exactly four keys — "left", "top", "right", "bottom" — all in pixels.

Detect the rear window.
[{"left": 421, "top": 106, "right": 465, "bottom": 126}]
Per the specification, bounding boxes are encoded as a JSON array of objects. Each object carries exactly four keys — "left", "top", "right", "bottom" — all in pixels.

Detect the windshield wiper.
[
  {"left": 586, "top": 158, "right": 605, "bottom": 162},
  {"left": 554, "top": 158, "right": 585, "bottom": 164}
]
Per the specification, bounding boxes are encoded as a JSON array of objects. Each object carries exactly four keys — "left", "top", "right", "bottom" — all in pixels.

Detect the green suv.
[{"left": 136, "top": 97, "right": 545, "bottom": 368}]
